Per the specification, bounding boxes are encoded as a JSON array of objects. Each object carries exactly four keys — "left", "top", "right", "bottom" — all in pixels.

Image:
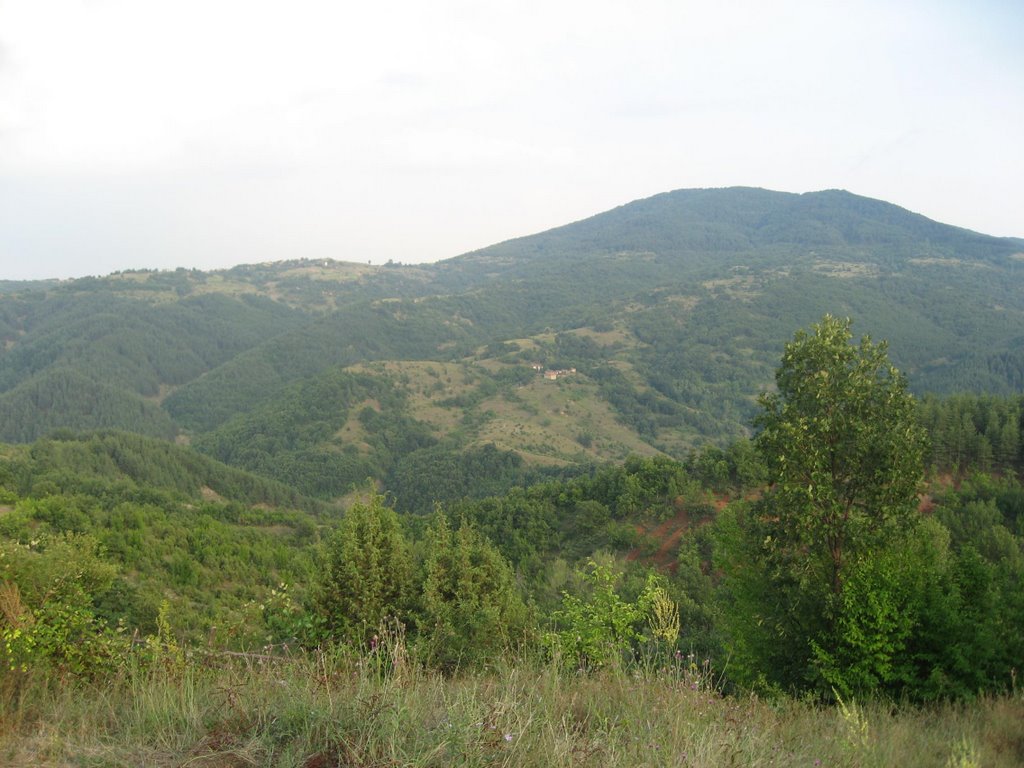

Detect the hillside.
[
  {"left": 1, "top": 187, "right": 1023, "bottom": 496},
  {"left": 0, "top": 431, "right": 326, "bottom": 641},
  {"left": 0, "top": 430, "right": 324, "bottom": 512},
  {"left": 434, "top": 188, "right": 1020, "bottom": 285},
  {"left": 1, "top": 314, "right": 1022, "bottom": 746}
]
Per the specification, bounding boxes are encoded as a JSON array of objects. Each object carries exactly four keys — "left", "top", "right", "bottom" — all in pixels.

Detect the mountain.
[
  {"left": 427, "top": 187, "right": 1020, "bottom": 292},
  {"left": 1, "top": 187, "right": 1022, "bottom": 503}
]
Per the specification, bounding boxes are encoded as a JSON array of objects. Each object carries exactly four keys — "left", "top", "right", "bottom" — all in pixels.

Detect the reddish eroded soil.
[
  {"left": 627, "top": 496, "right": 725, "bottom": 572},
  {"left": 628, "top": 485, "right": 939, "bottom": 572}
]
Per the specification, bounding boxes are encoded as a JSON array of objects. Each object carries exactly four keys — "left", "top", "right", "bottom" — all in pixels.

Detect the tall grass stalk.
[{"left": 2, "top": 652, "right": 1022, "bottom": 767}]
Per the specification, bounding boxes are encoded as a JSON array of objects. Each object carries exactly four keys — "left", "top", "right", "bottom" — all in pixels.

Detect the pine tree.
[
  {"left": 419, "top": 511, "right": 530, "bottom": 670},
  {"left": 314, "top": 493, "right": 412, "bottom": 645}
]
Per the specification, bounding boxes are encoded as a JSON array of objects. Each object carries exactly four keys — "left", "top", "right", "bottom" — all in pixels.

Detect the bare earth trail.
[{"left": 626, "top": 497, "right": 727, "bottom": 572}]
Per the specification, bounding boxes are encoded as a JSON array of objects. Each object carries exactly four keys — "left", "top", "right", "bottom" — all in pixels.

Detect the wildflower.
[{"left": 504, "top": 733, "right": 513, "bottom": 742}]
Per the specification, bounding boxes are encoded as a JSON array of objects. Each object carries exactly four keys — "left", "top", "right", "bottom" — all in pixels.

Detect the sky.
[{"left": 1, "top": 0, "right": 1022, "bottom": 281}]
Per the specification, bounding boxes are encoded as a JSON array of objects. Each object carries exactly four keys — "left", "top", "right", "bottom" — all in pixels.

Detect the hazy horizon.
[
  {"left": 2, "top": 0, "right": 1022, "bottom": 281},
  {"left": 4, "top": 184, "right": 1023, "bottom": 284}
]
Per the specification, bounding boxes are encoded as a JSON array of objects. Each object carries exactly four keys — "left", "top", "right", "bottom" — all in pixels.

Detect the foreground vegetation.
[
  {"left": 2, "top": 314, "right": 1023, "bottom": 764},
  {"left": 3, "top": 649, "right": 1022, "bottom": 768}
]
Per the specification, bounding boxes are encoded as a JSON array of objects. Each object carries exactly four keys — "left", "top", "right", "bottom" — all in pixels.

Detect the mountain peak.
[{"left": 440, "top": 187, "right": 1019, "bottom": 281}]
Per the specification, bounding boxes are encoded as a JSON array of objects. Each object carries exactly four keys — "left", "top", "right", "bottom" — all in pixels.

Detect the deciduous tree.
[
  {"left": 721, "top": 315, "right": 928, "bottom": 695},
  {"left": 754, "top": 315, "right": 926, "bottom": 598}
]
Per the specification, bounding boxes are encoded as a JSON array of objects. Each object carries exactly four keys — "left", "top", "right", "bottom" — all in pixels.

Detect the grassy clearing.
[
  {"left": 347, "top": 361, "right": 479, "bottom": 437},
  {"left": 343, "top": 359, "right": 662, "bottom": 465},
  {"left": 562, "top": 327, "right": 635, "bottom": 348},
  {"left": 2, "top": 654, "right": 1021, "bottom": 768},
  {"left": 474, "top": 377, "right": 661, "bottom": 465}
]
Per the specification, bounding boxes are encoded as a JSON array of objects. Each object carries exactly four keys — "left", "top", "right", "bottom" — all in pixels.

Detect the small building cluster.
[
  {"left": 528, "top": 363, "right": 577, "bottom": 380},
  {"left": 542, "top": 367, "right": 576, "bottom": 381}
]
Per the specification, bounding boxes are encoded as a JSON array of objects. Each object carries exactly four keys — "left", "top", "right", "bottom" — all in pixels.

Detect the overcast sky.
[{"left": 1, "top": 0, "right": 1021, "bottom": 280}]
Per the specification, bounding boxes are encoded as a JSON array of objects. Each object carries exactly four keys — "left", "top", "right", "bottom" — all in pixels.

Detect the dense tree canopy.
[
  {"left": 313, "top": 493, "right": 413, "bottom": 645},
  {"left": 722, "top": 315, "right": 931, "bottom": 696},
  {"left": 754, "top": 314, "right": 927, "bottom": 596}
]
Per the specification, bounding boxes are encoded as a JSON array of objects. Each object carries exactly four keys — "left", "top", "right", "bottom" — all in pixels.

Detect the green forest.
[
  {"left": 1, "top": 189, "right": 1024, "bottom": 765},
  {"left": 2, "top": 317, "right": 1024, "bottom": 764}
]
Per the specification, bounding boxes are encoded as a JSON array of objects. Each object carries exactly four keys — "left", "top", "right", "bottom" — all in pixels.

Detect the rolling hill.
[{"left": 1, "top": 187, "right": 1022, "bottom": 502}]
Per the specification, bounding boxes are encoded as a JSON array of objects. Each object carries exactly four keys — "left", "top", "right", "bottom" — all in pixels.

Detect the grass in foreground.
[{"left": 1, "top": 652, "right": 1022, "bottom": 767}]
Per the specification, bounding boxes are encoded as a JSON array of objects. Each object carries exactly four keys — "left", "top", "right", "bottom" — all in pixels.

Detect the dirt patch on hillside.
[
  {"left": 200, "top": 486, "right": 223, "bottom": 502},
  {"left": 627, "top": 497, "right": 722, "bottom": 572}
]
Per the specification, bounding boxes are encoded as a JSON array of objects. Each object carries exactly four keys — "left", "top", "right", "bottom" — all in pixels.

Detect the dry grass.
[
  {"left": 339, "top": 359, "right": 664, "bottom": 466},
  {"left": 2, "top": 653, "right": 1021, "bottom": 768},
  {"left": 474, "top": 378, "right": 662, "bottom": 465}
]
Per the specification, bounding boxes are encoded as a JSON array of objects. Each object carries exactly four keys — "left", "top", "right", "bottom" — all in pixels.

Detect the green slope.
[
  {"left": 0, "top": 289, "right": 310, "bottom": 441},
  {"left": 0, "top": 430, "right": 324, "bottom": 511},
  {"left": 0, "top": 431, "right": 327, "bottom": 640},
  {"left": 2, "top": 187, "right": 1023, "bottom": 488},
  {"left": 434, "top": 187, "right": 1021, "bottom": 284}
]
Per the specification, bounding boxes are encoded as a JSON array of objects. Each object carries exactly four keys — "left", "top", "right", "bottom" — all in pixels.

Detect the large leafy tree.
[
  {"left": 754, "top": 314, "right": 926, "bottom": 598},
  {"left": 720, "top": 315, "right": 928, "bottom": 695}
]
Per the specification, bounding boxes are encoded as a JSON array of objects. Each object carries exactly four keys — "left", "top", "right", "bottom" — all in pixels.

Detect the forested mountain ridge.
[
  {"left": 0, "top": 289, "right": 311, "bottom": 440},
  {"left": 433, "top": 187, "right": 1022, "bottom": 286},
  {"left": 0, "top": 430, "right": 324, "bottom": 512},
  {"left": 1, "top": 187, "right": 1023, "bottom": 496}
]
